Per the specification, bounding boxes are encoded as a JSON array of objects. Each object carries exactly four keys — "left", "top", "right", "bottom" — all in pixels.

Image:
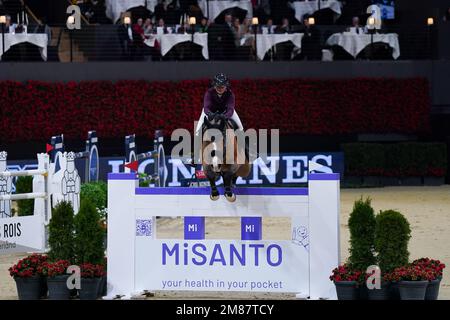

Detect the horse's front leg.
[
  {"left": 205, "top": 167, "right": 220, "bottom": 201},
  {"left": 222, "top": 171, "right": 236, "bottom": 203}
]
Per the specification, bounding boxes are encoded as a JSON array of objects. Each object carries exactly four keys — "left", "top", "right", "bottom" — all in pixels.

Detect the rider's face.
[{"left": 215, "top": 86, "right": 226, "bottom": 95}]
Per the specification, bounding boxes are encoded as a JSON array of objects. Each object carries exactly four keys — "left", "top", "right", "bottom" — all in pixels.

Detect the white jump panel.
[{"left": 107, "top": 173, "right": 340, "bottom": 299}]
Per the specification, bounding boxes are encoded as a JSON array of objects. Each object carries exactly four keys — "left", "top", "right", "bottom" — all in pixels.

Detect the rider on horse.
[
  {"left": 187, "top": 73, "right": 247, "bottom": 166},
  {"left": 195, "top": 73, "right": 244, "bottom": 136}
]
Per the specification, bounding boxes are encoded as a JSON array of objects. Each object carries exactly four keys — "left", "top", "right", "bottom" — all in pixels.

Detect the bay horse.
[{"left": 201, "top": 113, "right": 251, "bottom": 202}]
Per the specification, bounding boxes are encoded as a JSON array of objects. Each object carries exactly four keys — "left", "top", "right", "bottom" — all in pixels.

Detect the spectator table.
[
  {"left": 198, "top": 0, "right": 253, "bottom": 21},
  {"left": 0, "top": 33, "right": 48, "bottom": 61},
  {"left": 326, "top": 32, "right": 400, "bottom": 59},
  {"left": 242, "top": 33, "right": 304, "bottom": 60},
  {"left": 291, "top": 0, "right": 343, "bottom": 23},
  {"left": 106, "top": 0, "right": 157, "bottom": 23},
  {"left": 145, "top": 33, "right": 209, "bottom": 60}
]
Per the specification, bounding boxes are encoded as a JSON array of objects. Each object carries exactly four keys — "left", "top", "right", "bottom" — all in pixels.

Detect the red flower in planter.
[
  {"left": 37, "top": 260, "right": 70, "bottom": 278},
  {"left": 9, "top": 254, "right": 48, "bottom": 278},
  {"left": 412, "top": 258, "right": 446, "bottom": 280},
  {"left": 329, "top": 264, "right": 364, "bottom": 283}
]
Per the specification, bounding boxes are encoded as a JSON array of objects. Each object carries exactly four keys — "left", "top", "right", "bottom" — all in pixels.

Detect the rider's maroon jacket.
[{"left": 203, "top": 87, "right": 235, "bottom": 118}]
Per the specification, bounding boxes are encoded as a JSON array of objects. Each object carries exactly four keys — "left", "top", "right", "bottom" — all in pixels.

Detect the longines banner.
[{"left": 5, "top": 153, "right": 343, "bottom": 188}]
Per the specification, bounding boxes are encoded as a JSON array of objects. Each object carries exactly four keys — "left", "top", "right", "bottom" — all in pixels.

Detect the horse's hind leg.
[
  {"left": 206, "top": 171, "right": 220, "bottom": 201},
  {"left": 223, "top": 171, "right": 236, "bottom": 203}
]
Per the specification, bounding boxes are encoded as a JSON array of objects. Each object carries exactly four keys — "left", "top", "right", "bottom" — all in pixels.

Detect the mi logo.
[
  {"left": 188, "top": 224, "right": 198, "bottom": 232},
  {"left": 184, "top": 217, "right": 205, "bottom": 240},
  {"left": 66, "top": 5, "right": 81, "bottom": 30},
  {"left": 245, "top": 225, "right": 255, "bottom": 233},
  {"left": 241, "top": 217, "right": 262, "bottom": 240}
]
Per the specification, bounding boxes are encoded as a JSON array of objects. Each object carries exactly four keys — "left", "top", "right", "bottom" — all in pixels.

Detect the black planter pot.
[
  {"left": 40, "top": 277, "right": 48, "bottom": 298},
  {"left": 79, "top": 278, "right": 101, "bottom": 300},
  {"left": 47, "top": 275, "right": 71, "bottom": 300},
  {"left": 15, "top": 276, "right": 42, "bottom": 300},
  {"left": 398, "top": 280, "right": 428, "bottom": 300},
  {"left": 389, "top": 282, "right": 401, "bottom": 300},
  {"left": 334, "top": 281, "right": 359, "bottom": 300},
  {"left": 367, "top": 282, "right": 391, "bottom": 300},
  {"left": 98, "top": 275, "right": 107, "bottom": 298},
  {"left": 425, "top": 278, "right": 441, "bottom": 300},
  {"left": 423, "top": 176, "right": 445, "bottom": 186}
]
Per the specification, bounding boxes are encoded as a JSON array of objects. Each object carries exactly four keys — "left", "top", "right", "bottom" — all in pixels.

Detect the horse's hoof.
[
  {"left": 225, "top": 193, "right": 236, "bottom": 202},
  {"left": 210, "top": 194, "right": 220, "bottom": 201}
]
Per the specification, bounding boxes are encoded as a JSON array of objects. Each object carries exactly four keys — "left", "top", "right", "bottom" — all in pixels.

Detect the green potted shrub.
[
  {"left": 46, "top": 201, "right": 75, "bottom": 299},
  {"left": 8, "top": 254, "right": 48, "bottom": 300},
  {"left": 412, "top": 258, "right": 446, "bottom": 300},
  {"left": 375, "top": 209, "right": 411, "bottom": 299},
  {"left": 348, "top": 198, "right": 376, "bottom": 270},
  {"left": 74, "top": 200, "right": 106, "bottom": 300},
  {"left": 15, "top": 176, "right": 34, "bottom": 216},
  {"left": 48, "top": 201, "right": 75, "bottom": 262},
  {"left": 80, "top": 181, "right": 108, "bottom": 247},
  {"left": 37, "top": 260, "right": 71, "bottom": 300},
  {"left": 329, "top": 264, "right": 363, "bottom": 300},
  {"left": 347, "top": 198, "right": 385, "bottom": 299}
]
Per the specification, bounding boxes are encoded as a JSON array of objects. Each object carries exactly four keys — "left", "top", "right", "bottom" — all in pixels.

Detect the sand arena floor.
[{"left": 1, "top": 186, "right": 449, "bottom": 300}]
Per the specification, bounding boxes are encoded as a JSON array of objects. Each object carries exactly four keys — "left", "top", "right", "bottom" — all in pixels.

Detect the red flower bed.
[{"left": 0, "top": 78, "right": 430, "bottom": 142}]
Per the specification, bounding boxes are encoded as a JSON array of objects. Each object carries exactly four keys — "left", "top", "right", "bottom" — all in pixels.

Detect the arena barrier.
[
  {"left": 106, "top": 172, "right": 340, "bottom": 300},
  {"left": 124, "top": 130, "right": 166, "bottom": 187},
  {"left": 0, "top": 152, "right": 81, "bottom": 254},
  {"left": 50, "top": 131, "right": 99, "bottom": 183}
]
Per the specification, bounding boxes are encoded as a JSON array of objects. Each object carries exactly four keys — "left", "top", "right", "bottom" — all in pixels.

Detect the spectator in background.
[
  {"left": 198, "top": 16, "right": 209, "bottom": 33},
  {"left": 232, "top": 18, "right": 247, "bottom": 47},
  {"left": 299, "top": 15, "right": 322, "bottom": 60},
  {"left": 349, "top": 16, "right": 365, "bottom": 34},
  {"left": 265, "top": 17, "right": 275, "bottom": 34},
  {"left": 4, "top": 15, "right": 12, "bottom": 33},
  {"left": 131, "top": 18, "right": 145, "bottom": 60},
  {"left": 275, "top": 17, "right": 291, "bottom": 33},
  {"left": 157, "top": 18, "right": 168, "bottom": 33},
  {"left": 222, "top": 13, "right": 237, "bottom": 60},
  {"left": 118, "top": 18, "right": 133, "bottom": 60},
  {"left": 224, "top": 13, "right": 233, "bottom": 29},
  {"left": 143, "top": 18, "right": 154, "bottom": 37}
]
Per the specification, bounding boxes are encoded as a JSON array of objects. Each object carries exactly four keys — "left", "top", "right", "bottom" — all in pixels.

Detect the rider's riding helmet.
[{"left": 212, "top": 73, "right": 230, "bottom": 88}]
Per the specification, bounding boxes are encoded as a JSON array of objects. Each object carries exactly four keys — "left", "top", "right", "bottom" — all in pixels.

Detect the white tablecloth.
[
  {"left": 0, "top": 33, "right": 48, "bottom": 61},
  {"left": 106, "top": 0, "right": 157, "bottom": 23},
  {"left": 292, "top": 0, "right": 342, "bottom": 23},
  {"left": 326, "top": 33, "right": 400, "bottom": 59},
  {"left": 198, "top": 0, "right": 253, "bottom": 21},
  {"left": 145, "top": 33, "right": 209, "bottom": 59},
  {"left": 242, "top": 33, "right": 304, "bottom": 60}
]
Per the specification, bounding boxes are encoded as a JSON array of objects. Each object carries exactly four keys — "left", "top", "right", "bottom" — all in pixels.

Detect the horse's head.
[{"left": 203, "top": 112, "right": 227, "bottom": 132}]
